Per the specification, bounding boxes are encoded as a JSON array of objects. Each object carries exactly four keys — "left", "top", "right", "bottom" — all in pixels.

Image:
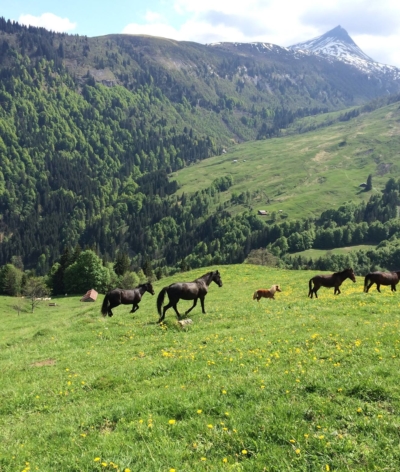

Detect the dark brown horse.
[
  {"left": 156, "top": 270, "right": 223, "bottom": 322},
  {"left": 101, "top": 282, "right": 155, "bottom": 317},
  {"left": 308, "top": 268, "right": 356, "bottom": 298},
  {"left": 364, "top": 271, "right": 400, "bottom": 293}
]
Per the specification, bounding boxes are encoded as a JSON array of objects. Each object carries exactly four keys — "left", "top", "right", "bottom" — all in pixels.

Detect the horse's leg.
[
  {"left": 130, "top": 303, "right": 139, "bottom": 313},
  {"left": 335, "top": 286, "right": 341, "bottom": 295},
  {"left": 108, "top": 301, "right": 118, "bottom": 317},
  {"left": 377, "top": 284, "right": 381, "bottom": 293},
  {"left": 200, "top": 296, "right": 206, "bottom": 314},
  {"left": 185, "top": 298, "right": 198, "bottom": 315},
  {"left": 159, "top": 302, "right": 173, "bottom": 322},
  {"left": 172, "top": 303, "right": 182, "bottom": 319},
  {"left": 366, "top": 282, "right": 373, "bottom": 293},
  {"left": 314, "top": 286, "right": 319, "bottom": 299}
]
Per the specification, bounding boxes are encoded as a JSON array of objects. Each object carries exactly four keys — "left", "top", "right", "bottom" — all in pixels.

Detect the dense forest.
[{"left": 2, "top": 175, "right": 400, "bottom": 297}]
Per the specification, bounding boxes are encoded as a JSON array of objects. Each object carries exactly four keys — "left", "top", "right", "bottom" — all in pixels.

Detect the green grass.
[
  {"left": 173, "top": 102, "right": 400, "bottom": 220},
  {"left": 1, "top": 265, "right": 400, "bottom": 471},
  {"left": 291, "top": 245, "right": 377, "bottom": 260}
]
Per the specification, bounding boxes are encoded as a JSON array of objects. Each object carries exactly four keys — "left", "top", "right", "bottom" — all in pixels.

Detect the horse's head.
[
  {"left": 146, "top": 282, "right": 155, "bottom": 295},
  {"left": 212, "top": 270, "right": 223, "bottom": 287},
  {"left": 347, "top": 268, "right": 356, "bottom": 283},
  {"left": 275, "top": 285, "right": 282, "bottom": 292}
]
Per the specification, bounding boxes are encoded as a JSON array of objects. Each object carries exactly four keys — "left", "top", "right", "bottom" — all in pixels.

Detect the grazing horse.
[
  {"left": 364, "top": 271, "right": 400, "bottom": 293},
  {"left": 156, "top": 270, "right": 223, "bottom": 322},
  {"left": 101, "top": 282, "right": 155, "bottom": 317},
  {"left": 308, "top": 268, "right": 356, "bottom": 299},
  {"left": 253, "top": 285, "right": 281, "bottom": 302}
]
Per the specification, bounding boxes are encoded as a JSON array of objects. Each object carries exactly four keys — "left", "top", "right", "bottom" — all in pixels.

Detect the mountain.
[
  {"left": 1, "top": 17, "right": 400, "bottom": 273},
  {"left": 290, "top": 25, "right": 400, "bottom": 82}
]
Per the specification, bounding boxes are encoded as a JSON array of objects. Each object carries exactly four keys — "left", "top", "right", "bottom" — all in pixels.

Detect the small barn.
[
  {"left": 258, "top": 210, "right": 268, "bottom": 216},
  {"left": 80, "top": 289, "right": 98, "bottom": 302}
]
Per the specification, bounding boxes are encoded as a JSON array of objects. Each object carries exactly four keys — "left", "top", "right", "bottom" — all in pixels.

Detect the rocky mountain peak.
[{"left": 290, "top": 25, "right": 373, "bottom": 62}]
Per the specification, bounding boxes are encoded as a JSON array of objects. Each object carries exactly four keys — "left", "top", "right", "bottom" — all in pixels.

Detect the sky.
[{"left": 2, "top": 0, "right": 400, "bottom": 67}]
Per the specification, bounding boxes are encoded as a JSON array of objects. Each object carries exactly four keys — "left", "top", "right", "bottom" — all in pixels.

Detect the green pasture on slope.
[
  {"left": 173, "top": 102, "right": 400, "bottom": 220},
  {"left": 1, "top": 265, "right": 400, "bottom": 471},
  {"left": 290, "top": 245, "right": 377, "bottom": 260}
]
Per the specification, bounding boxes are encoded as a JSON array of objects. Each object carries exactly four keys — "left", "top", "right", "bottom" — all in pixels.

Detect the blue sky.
[{"left": 2, "top": 0, "right": 400, "bottom": 67}]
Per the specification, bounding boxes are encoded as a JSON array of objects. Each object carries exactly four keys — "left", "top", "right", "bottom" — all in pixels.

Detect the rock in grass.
[{"left": 178, "top": 319, "right": 193, "bottom": 327}]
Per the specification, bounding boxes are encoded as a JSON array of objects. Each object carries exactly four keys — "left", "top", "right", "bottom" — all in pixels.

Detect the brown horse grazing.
[
  {"left": 364, "top": 271, "right": 400, "bottom": 293},
  {"left": 156, "top": 270, "right": 223, "bottom": 322},
  {"left": 308, "top": 268, "right": 356, "bottom": 299},
  {"left": 253, "top": 285, "right": 281, "bottom": 302},
  {"left": 101, "top": 282, "right": 155, "bottom": 317}
]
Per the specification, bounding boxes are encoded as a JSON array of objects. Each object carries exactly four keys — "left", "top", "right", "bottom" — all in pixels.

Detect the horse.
[
  {"left": 253, "top": 285, "right": 281, "bottom": 302},
  {"left": 156, "top": 270, "right": 223, "bottom": 322},
  {"left": 364, "top": 271, "right": 400, "bottom": 293},
  {"left": 101, "top": 282, "right": 155, "bottom": 317},
  {"left": 308, "top": 268, "right": 356, "bottom": 299}
]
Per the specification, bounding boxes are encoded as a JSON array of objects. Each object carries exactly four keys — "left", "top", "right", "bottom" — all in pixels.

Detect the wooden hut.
[{"left": 80, "top": 289, "right": 98, "bottom": 302}]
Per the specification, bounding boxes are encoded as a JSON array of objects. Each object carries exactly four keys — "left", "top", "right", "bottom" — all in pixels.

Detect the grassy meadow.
[
  {"left": 290, "top": 245, "right": 377, "bottom": 260},
  {"left": 173, "top": 102, "right": 400, "bottom": 220},
  {"left": 1, "top": 265, "right": 400, "bottom": 471}
]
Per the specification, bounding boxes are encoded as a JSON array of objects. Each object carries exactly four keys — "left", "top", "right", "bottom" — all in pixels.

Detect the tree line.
[{"left": 3, "top": 176, "right": 400, "bottom": 300}]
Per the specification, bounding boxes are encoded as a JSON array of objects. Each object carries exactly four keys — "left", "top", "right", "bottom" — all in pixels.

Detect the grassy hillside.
[
  {"left": 1, "top": 265, "right": 400, "bottom": 471},
  {"left": 291, "top": 245, "right": 377, "bottom": 260},
  {"left": 174, "top": 101, "right": 400, "bottom": 220}
]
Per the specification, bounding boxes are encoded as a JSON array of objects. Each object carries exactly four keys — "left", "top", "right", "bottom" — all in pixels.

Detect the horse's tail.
[
  {"left": 157, "top": 287, "right": 168, "bottom": 317},
  {"left": 364, "top": 274, "right": 370, "bottom": 292},
  {"left": 308, "top": 278, "right": 313, "bottom": 298},
  {"left": 101, "top": 294, "right": 109, "bottom": 316},
  {"left": 253, "top": 290, "right": 258, "bottom": 300}
]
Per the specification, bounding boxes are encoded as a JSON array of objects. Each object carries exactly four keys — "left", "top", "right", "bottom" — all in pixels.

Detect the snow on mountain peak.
[
  {"left": 289, "top": 25, "right": 400, "bottom": 79},
  {"left": 290, "top": 25, "right": 372, "bottom": 62}
]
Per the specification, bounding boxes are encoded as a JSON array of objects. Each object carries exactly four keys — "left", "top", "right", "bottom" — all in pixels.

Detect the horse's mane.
[
  {"left": 137, "top": 282, "right": 151, "bottom": 288},
  {"left": 193, "top": 271, "right": 213, "bottom": 282},
  {"left": 333, "top": 268, "right": 353, "bottom": 276}
]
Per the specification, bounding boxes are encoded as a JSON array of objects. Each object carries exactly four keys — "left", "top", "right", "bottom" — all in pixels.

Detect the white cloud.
[
  {"left": 19, "top": 13, "right": 77, "bottom": 33},
  {"left": 145, "top": 11, "right": 164, "bottom": 23},
  {"left": 354, "top": 34, "right": 400, "bottom": 66},
  {"left": 122, "top": 0, "right": 400, "bottom": 67}
]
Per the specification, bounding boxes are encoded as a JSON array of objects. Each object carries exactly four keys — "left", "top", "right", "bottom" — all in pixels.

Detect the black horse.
[
  {"left": 101, "top": 282, "right": 155, "bottom": 317},
  {"left": 308, "top": 268, "right": 356, "bottom": 299},
  {"left": 156, "top": 270, "right": 223, "bottom": 322},
  {"left": 364, "top": 271, "right": 400, "bottom": 293}
]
